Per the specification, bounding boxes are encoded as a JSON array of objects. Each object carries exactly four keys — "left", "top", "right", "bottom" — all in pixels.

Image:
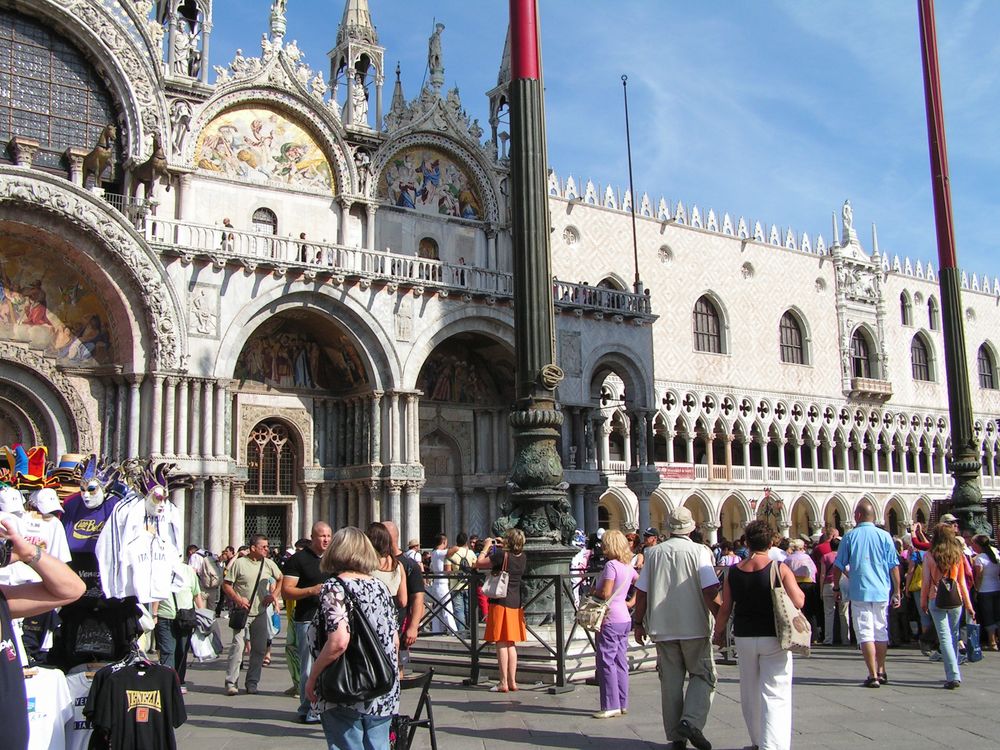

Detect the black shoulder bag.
[
  {"left": 173, "top": 593, "right": 198, "bottom": 633},
  {"left": 318, "top": 577, "right": 395, "bottom": 704},
  {"left": 228, "top": 559, "right": 264, "bottom": 632}
]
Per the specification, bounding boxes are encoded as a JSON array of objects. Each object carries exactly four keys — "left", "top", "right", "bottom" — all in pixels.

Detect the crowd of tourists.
[{"left": 108, "top": 503, "right": 997, "bottom": 750}]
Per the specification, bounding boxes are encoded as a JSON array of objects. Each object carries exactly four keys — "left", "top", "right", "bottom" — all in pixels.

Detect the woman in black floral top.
[{"left": 305, "top": 527, "right": 400, "bottom": 749}]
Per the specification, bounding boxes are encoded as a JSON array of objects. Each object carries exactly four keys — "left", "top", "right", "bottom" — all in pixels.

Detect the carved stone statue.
[
  {"left": 82, "top": 124, "right": 116, "bottom": 187},
  {"left": 351, "top": 73, "right": 368, "bottom": 125},
  {"left": 169, "top": 99, "right": 192, "bottom": 155},
  {"left": 842, "top": 199, "right": 854, "bottom": 232},
  {"left": 132, "top": 133, "right": 171, "bottom": 200},
  {"left": 428, "top": 22, "right": 445, "bottom": 86},
  {"left": 353, "top": 148, "right": 371, "bottom": 194}
]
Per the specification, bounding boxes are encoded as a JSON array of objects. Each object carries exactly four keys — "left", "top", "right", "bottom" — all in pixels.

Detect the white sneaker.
[
  {"left": 592, "top": 709, "right": 622, "bottom": 719},
  {"left": 929, "top": 652, "right": 942, "bottom": 662}
]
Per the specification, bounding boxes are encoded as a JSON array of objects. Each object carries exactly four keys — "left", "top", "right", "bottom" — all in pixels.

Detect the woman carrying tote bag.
[
  {"left": 305, "top": 527, "right": 399, "bottom": 749},
  {"left": 713, "top": 520, "right": 805, "bottom": 750},
  {"left": 476, "top": 528, "right": 527, "bottom": 693}
]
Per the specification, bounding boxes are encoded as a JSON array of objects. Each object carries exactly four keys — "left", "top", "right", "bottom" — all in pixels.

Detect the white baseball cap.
[{"left": 31, "top": 488, "right": 62, "bottom": 515}]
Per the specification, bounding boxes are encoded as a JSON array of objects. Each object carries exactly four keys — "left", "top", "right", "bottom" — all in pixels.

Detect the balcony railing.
[{"left": 553, "top": 280, "right": 652, "bottom": 316}]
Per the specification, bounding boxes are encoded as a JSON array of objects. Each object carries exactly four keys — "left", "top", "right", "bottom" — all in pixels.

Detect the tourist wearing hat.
[{"left": 632, "top": 507, "right": 720, "bottom": 750}]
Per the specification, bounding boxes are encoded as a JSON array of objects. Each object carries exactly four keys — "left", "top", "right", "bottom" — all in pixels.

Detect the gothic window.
[
  {"left": 911, "top": 335, "right": 931, "bottom": 382},
  {"left": 418, "top": 237, "right": 439, "bottom": 259},
  {"left": 693, "top": 295, "right": 723, "bottom": 354},
  {"left": 0, "top": 9, "right": 119, "bottom": 172},
  {"left": 850, "top": 330, "right": 874, "bottom": 379},
  {"left": 252, "top": 207, "right": 278, "bottom": 235},
  {"left": 246, "top": 422, "right": 295, "bottom": 495},
  {"left": 928, "top": 297, "right": 940, "bottom": 330},
  {"left": 978, "top": 344, "right": 996, "bottom": 390},
  {"left": 779, "top": 311, "right": 805, "bottom": 365},
  {"left": 900, "top": 292, "right": 912, "bottom": 326}
]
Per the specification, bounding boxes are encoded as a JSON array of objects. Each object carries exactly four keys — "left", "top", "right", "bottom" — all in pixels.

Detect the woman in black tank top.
[{"left": 712, "top": 521, "right": 805, "bottom": 750}]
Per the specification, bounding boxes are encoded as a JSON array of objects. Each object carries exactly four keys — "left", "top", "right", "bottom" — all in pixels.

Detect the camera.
[{"left": 0, "top": 539, "right": 12, "bottom": 568}]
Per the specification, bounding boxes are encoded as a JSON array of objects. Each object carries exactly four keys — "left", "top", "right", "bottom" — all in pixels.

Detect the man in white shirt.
[{"left": 632, "top": 508, "right": 720, "bottom": 750}]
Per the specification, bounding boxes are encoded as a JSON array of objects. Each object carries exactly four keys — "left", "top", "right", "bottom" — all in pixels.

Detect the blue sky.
[{"left": 209, "top": 1, "right": 999, "bottom": 274}]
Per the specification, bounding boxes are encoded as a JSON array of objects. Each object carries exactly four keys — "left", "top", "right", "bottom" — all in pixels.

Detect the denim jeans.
[
  {"left": 320, "top": 706, "right": 391, "bottom": 750},
  {"left": 929, "top": 602, "right": 962, "bottom": 683},
  {"left": 295, "top": 620, "right": 316, "bottom": 718},
  {"left": 155, "top": 618, "right": 192, "bottom": 683},
  {"left": 450, "top": 588, "right": 469, "bottom": 631}
]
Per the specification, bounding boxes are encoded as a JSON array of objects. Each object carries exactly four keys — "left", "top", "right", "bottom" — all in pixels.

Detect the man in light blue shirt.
[{"left": 833, "top": 499, "right": 901, "bottom": 688}]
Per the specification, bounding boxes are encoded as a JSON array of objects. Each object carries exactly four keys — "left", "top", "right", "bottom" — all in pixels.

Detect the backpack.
[{"left": 198, "top": 552, "right": 223, "bottom": 590}]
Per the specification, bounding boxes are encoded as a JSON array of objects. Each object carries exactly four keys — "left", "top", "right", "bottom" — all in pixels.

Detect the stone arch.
[
  {"left": 788, "top": 493, "right": 820, "bottom": 538},
  {"left": 402, "top": 307, "right": 514, "bottom": 389},
  {"left": 7, "top": 0, "right": 168, "bottom": 158},
  {"left": 0, "top": 170, "right": 185, "bottom": 369},
  {"left": 599, "top": 486, "right": 637, "bottom": 532},
  {"left": 682, "top": 490, "right": 712, "bottom": 531},
  {"left": 584, "top": 344, "right": 652, "bottom": 410},
  {"left": 649, "top": 488, "right": 674, "bottom": 531},
  {"left": 0, "top": 345, "right": 95, "bottom": 453},
  {"left": 372, "top": 132, "right": 501, "bottom": 224},
  {"left": 596, "top": 273, "right": 629, "bottom": 291},
  {"left": 420, "top": 426, "right": 467, "bottom": 483},
  {"left": 823, "top": 494, "right": 851, "bottom": 532},
  {"left": 186, "top": 87, "right": 353, "bottom": 194},
  {"left": 884, "top": 495, "right": 907, "bottom": 536},
  {"left": 214, "top": 288, "right": 396, "bottom": 388},
  {"left": 719, "top": 491, "right": 752, "bottom": 542},
  {"left": 856, "top": 493, "right": 882, "bottom": 521},
  {"left": 913, "top": 495, "right": 932, "bottom": 525}
]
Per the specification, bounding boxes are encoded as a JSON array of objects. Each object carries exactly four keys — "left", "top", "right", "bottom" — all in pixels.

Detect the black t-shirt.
[
  {"left": 729, "top": 563, "right": 778, "bottom": 638},
  {"left": 282, "top": 548, "right": 328, "bottom": 623},
  {"left": 396, "top": 553, "right": 425, "bottom": 632},
  {"left": 0, "top": 591, "right": 29, "bottom": 750},
  {"left": 487, "top": 550, "right": 527, "bottom": 609},
  {"left": 85, "top": 662, "right": 186, "bottom": 750}
]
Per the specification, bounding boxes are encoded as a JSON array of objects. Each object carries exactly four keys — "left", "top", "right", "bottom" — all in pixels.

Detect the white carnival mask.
[{"left": 81, "top": 480, "right": 105, "bottom": 509}]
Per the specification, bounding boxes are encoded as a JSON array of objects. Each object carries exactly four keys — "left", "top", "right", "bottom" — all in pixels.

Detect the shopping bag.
[{"left": 966, "top": 622, "right": 983, "bottom": 663}]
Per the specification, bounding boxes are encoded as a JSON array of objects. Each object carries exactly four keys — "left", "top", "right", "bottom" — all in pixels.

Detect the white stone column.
[
  {"left": 127, "top": 374, "right": 143, "bottom": 458},
  {"left": 777, "top": 438, "right": 787, "bottom": 473},
  {"left": 370, "top": 391, "right": 383, "bottom": 465},
  {"left": 338, "top": 200, "right": 352, "bottom": 246},
  {"left": 388, "top": 392, "right": 400, "bottom": 463},
  {"left": 596, "top": 416, "right": 609, "bottom": 470},
  {"left": 163, "top": 377, "right": 177, "bottom": 458},
  {"left": 208, "top": 476, "right": 226, "bottom": 553},
  {"left": 402, "top": 481, "right": 423, "bottom": 546},
  {"left": 319, "top": 484, "right": 332, "bottom": 526},
  {"left": 229, "top": 480, "right": 245, "bottom": 548},
  {"left": 335, "top": 485, "right": 348, "bottom": 530},
  {"left": 170, "top": 487, "right": 187, "bottom": 543},
  {"left": 201, "top": 380, "right": 213, "bottom": 460},
  {"left": 189, "top": 380, "right": 202, "bottom": 457},
  {"left": 364, "top": 203, "right": 377, "bottom": 251},
  {"left": 176, "top": 379, "right": 190, "bottom": 457},
  {"left": 149, "top": 375, "right": 163, "bottom": 456},
  {"left": 367, "top": 482, "right": 381, "bottom": 526},
  {"left": 387, "top": 481, "right": 403, "bottom": 529},
  {"left": 177, "top": 173, "right": 193, "bottom": 220},
  {"left": 405, "top": 394, "right": 420, "bottom": 464},
  {"left": 572, "top": 485, "right": 585, "bottom": 529},
  {"left": 301, "top": 482, "right": 317, "bottom": 537},
  {"left": 214, "top": 379, "right": 228, "bottom": 458}
]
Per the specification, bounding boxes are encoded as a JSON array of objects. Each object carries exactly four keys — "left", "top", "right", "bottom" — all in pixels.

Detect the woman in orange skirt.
[{"left": 477, "top": 528, "right": 527, "bottom": 692}]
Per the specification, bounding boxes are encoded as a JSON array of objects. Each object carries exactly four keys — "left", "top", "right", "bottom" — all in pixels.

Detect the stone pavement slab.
[{"left": 174, "top": 637, "right": 1000, "bottom": 749}]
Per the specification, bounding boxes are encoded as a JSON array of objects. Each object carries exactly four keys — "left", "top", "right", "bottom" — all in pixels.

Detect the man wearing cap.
[
  {"left": 832, "top": 499, "right": 900, "bottom": 688},
  {"left": 643, "top": 526, "right": 660, "bottom": 549},
  {"left": 632, "top": 507, "right": 720, "bottom": 750}
]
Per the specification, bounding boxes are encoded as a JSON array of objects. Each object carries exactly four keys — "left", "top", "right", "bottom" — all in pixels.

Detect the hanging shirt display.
[
  {"left": 0, "top": 591, "right": 29, "bottom": 750},
  {"left": 0, "top": 513, "right": 72, "bottom": 585},
  {"left": 84, "top": 662, "right": 186, "bottom": 750},
  {"left": 24, "top": 666, "right": 73, "bottom": 750},
  {"left": 64, "top": 669, "right": 96, "bottom": 750}
]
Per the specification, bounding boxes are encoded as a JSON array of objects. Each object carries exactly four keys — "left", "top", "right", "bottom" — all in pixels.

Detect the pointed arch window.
[
  {"left": 928, "top": 297, "right": 940, "bottom": 330},
  {"left": 693, "top": 296, "right": 723, "bottom": 354},
  {"left": 911, "top": 335, "right": 931, "bottom": 381},
  {"left": 850, "top": 330, "right": 874, "bottom": 379},
  {"left": 978, "top": 344, "right": 996, "bottom": 390},
  {"left": 779, "top": 311, "right": 805, "bottom": 365},
  {"left": 252, "top": 207, "right": 278, "bottom": 235},
  {"left": 900, "top": 292, "right": 912, "bottom": 326},
  {"left": 246, "top": 422, "right": 296, "bottom": 495}
]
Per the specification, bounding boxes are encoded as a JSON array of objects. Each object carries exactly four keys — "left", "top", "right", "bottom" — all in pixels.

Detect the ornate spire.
[
  {"left": 390, "top": 62, "right": 405, "bottom": 111},
  {"left": 337, "top": 0, "right": 377, "bottom": 45},
  {"left": 497, "top": 26, "right": 511, "bottom": 88},
  {"left": 269, "top": 0, "right": 287, "bottom": 43}
]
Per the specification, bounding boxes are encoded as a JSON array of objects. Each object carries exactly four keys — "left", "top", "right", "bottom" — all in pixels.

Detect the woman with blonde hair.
[
  {"left": 305, "top": 527, "right": 399, "bottom": 748},
  {"left": 476, "top": 528, "right": 527, "bottom": 692},
  {"left": 591, "top": 529, "right": 638, "bottom": 718},
  {"left": 921, "top": 523, "right": 975, "bottom": 688}
]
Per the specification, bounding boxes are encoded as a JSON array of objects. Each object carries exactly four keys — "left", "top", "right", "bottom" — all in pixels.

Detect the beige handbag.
[
  {"left": 482, "top": 552, "right": 509, "bottom": 599},
  {"left": 770, "top": 562, "right": 811, "bottom": 656}
]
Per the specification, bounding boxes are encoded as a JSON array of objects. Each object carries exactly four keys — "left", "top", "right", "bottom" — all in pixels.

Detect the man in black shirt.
[
  {"left": 383, "top": 519, "right": 425, "bottom": 676},
  {"left": 280, "top": 521, "right": 331, "bottom": 723}
]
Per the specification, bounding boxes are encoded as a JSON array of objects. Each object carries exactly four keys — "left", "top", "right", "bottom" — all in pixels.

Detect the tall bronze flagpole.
[
  {"left": 917, "top": 0, "right": 988, "bottom": 534},
  {"left": 492, "top": 0, "right": 576, "bottom": 596}
]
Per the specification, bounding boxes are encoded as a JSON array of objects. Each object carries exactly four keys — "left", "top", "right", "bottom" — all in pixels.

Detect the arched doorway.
[
  {"left": 243, "top": 420, "right": 298, "bottom": 551},
  {"left": 788, "top": 496, "right": 816, "bottom": 539},
  {"left": 719, "top": 494, "right": 748, "bottom": 543}
]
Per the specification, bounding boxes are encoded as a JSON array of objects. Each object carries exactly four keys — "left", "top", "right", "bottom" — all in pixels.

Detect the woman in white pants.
[{"left": 714, "top": 520, "right": 805, "bottom": 750}]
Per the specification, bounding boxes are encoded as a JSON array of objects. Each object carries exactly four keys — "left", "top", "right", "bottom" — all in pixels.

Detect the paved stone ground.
[{"left": 175, "top": 635, "right": 999, "bottom": 749}]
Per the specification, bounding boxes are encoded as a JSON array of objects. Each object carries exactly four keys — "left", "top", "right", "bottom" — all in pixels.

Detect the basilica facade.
[{"left": 1, "top": 0, "right": 997, "bottom": 551}]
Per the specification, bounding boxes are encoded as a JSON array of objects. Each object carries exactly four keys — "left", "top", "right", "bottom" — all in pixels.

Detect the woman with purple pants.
[{"left": 591, "top": 530, "right": 639, "bottom": 719}]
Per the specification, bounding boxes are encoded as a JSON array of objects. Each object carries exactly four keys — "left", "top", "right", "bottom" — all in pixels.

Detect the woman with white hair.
[{"left": 786, "top": 538, "right": 818, "bottom": 638}]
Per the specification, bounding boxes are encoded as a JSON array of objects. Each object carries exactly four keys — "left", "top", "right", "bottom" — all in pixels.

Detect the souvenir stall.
[{"left": 0, "top": 446, "right": 189, "bottom": 749}]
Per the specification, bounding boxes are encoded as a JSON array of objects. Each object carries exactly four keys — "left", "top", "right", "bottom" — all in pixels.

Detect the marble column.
[
  {"left": 325, "top": 400, "right": 335, "bottom": 465},
  {"left": 103, "top": 381, "right": 117, "bottom": 458},
  {"left": 388, "top": 393, "right": 400, "bottom": 464},
  {"left": 405, "top": 394, "right": 419, "bottom": 464},
  {"left": 149, "top": 375, "right": 163, "bottom": 456},
  {"left": 163, "top": 377, "right": 177, "bottom": 458},
  {"left": 189, "top": 380, "right": 202, "bottom": 458},
  {"left": 338, "top": 200, "right": 352, "bottom": 246},
  {"left": 336, "top": 400, "right": 346, "bottom": 465},
  {"left": 319, "top": 484, "right": 332, "bottom": 527},
  {"left": 347, "top": 485, "right": 358, "bottom": 527},
  {"left": 127, "top": 374, "right": 143, "bottom": 458},
  {"left": 370, "top": 391, "right": 383, "bottom": 466},
  {"left": 402, "top": 481, "right": 423, "bottom": 546},
  {"left": 170, "top": 487, "right": 187, "bottom": 543},
  {"left": 486, "top": 488, "right": 497, "bottom": 530},
  {"left": 387, "top": 481, "right": 403, "bottom": 529},
  {"left": 646, "top": 410, "right": 657, "bottom": 468},
  {"left": 208, "top": 476, "right": 226, "bottom": 553},
  {"left": 335, "top": 485, "right": 348, "bottom": 530},
  {"left": 177, "top": 173, "right": 193, "bottom": 220},
  {"left": 364, "top": 203, "right": 377, "bottom": 251},
  {"left": 459, "top": 488, "right": 472, "bottom": 533},
  {"left": 301, "top": 482, "right": 317, "bottom": 537},
  {"left": 189, "top": 478, "right": 206, "bottom": 547},
  {"left": 572, "top": 485, "right": 585, "bottom": 529},
  {"left": 201, "top": 380, "right": 213, "bottom": 460},
  {"left": 176, "top": 379, "right": 190, "bottom": 457},
  {"left": 367, "top": 482, "right": 381, "bottom": 526},
  {"left": 229, "top": 480, "right": 245, "bottom": 549},
  {"left": 595, "top": 416, "right": 609, "bottom": 471},
  {"left": 214, "top": 379, "right": 228, "bottom": 459}
]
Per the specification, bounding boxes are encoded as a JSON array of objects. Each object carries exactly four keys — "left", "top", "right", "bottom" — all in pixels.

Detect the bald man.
[
  {"left": 382, "top": 520, "right": 425, "bottom": 675},
  {"left": 833, "top": 500, "right": 901, "bottom": 688},
  {"left": 281, "top": 521, "right": 331, "bottom": 722}
]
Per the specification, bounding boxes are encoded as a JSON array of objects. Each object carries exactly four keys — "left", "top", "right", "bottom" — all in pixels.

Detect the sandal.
[
  {"left": 489, "top": 685, "right": 508, "bottom": 693},
  {"left": 263, "top": 656, "right": 272, "bottom": 666},
  {"left": 863, "top": 676, "right": 881, "bottom": 688}
]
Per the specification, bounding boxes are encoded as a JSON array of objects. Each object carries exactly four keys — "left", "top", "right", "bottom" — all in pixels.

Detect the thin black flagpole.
[{"left": 622, "top": 74, "right": 642, "bottom": 294}]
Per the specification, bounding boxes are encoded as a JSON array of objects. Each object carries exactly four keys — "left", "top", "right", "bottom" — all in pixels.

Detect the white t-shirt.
[
  {"left": 1, "top": 513, "right": 72, "bottom": 585},
  {"left": 975, "top": 552, "right": 1000, "bottom": 594},
  {"left": 124, "top": 532, "right": 183, "bottom": 602},
  {"left": 64, "top": 671, "right": 95, "bottom": 750},
  {"left": 768, "top": 547, "right": 788, "bottom": 563},
  {"left": 25, "top": 667, "right": 73, "bottom": 750}
]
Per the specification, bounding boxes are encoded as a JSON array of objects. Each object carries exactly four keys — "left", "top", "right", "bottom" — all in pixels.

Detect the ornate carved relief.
[
  {"left": 0, "top": 342, "right": 94, "bottom": 451},
  {"left": 558, "top": 331, "right": 582, "bottom": 377},
  {"left": 0, "top": 388, "right": 47, "bottom": 447},
  {"left": 188, "top": 283, "right": 220, "bottom": 338},
  {"left": 0, "top": 170, "right": 184, "bottom": 369}
]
